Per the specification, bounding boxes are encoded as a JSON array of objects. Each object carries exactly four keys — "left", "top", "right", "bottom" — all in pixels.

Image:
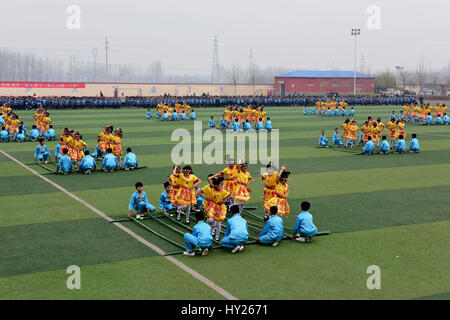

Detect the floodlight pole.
[{"left": 351, "top": 28, "right": 360, "bottom": 95}]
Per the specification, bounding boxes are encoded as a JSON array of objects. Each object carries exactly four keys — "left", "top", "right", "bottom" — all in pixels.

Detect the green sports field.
[{"left": 1, "top": 106, "right": 449, "bottom": 300}]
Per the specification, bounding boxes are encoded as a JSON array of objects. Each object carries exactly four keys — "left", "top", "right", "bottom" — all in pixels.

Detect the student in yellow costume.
[
  {"left": 263, "top": 170, "right": 290, "bottom": 219},
  {"left": 111, "top": 128, "right": 124, "bottom": 166},
  {"left": 233, "top": 161, "right": 252, "bottom": 214},
  {"left": 172, "top": 165, "right": 201, "bottom": 224},
  {"left": 199, "top": 176, "right": 231, "bottom": 241},
  {"left": 69, "top": 130, "right": 87, "bottom": 168},
  {"left": 219, "top": 160, "right": 238, "bottom": 200}
]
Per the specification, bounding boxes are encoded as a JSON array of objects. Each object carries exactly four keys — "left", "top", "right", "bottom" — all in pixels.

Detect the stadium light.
[{"left": 351, "top": 28, "right": 361, "bottom": 95}]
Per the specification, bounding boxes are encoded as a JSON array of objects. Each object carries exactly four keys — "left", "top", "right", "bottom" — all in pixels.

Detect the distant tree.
[{"left": 375, "top": 70, "right": 397, "bottom": 91}]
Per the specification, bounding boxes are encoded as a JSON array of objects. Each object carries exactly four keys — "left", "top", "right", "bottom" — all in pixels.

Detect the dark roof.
[{"left": 276, "top": 70, "right": 375, "bottom": 78}]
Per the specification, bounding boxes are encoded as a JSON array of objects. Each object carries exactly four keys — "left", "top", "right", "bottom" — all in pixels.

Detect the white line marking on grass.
[{"left": 0, "top": 149, "right": 238, "bottom": 301}]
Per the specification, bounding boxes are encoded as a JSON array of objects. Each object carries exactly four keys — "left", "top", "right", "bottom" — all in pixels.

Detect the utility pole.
[
  {"left": 105, "top": 37, "right": 109, "bottom": 82},
  {"left": 249, "top": 48, "right": 254, "bottom": 94},
  {"left": 92, "top": 48, "right": 98, "bottom": 82},
  {"left": 211, "top": 35, "right": 219, "bottom": 83},
  {"left": 351, "top": 28, "right": 360, "bottom": 95}
]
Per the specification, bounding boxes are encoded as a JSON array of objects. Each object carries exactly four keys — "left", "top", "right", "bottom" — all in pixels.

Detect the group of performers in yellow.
[
  {"left": 154, "top": 102, "right": 193, "bottom": 120},
  {"left": 222, "top": 106, "right": 267, "bottom": 127},
  {"left": 166, "top": 161, "right": 289, "bottom": 241}
]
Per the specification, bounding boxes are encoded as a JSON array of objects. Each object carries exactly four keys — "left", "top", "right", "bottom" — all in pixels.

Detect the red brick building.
[{"left": 274, "top": 70, "right": 375, "bottom": 95}]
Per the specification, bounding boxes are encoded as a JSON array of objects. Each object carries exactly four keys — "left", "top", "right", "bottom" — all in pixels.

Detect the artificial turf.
[{"left": 0, "top": 106, "right": 449, "bottom": 300}]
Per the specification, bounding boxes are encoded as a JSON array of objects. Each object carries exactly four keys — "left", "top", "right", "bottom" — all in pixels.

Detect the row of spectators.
[{"left": 0, "top": 95, "right": 417, "bottom": 110}]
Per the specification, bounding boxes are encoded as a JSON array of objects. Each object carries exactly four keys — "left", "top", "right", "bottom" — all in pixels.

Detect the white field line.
[{"left": 0, "top": 149, "right": 238, "bottom": 300}]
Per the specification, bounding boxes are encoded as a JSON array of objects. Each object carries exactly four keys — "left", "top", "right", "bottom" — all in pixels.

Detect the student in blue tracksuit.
[
  {"left": 303, "top": 106, "right": 308, "bottom": 115},
  {"left": 79, "top": 150, "right": 96, "bottom": 174},
  {"left": 363, "top": 136, "right": 375, "bottom": 155},
  {"left": 172, "top": 111, "right": 178, "bottom": 120},
  {"left": 183, "top": 211, "right": 213, "bottom": 256},
  {"left": 289, "top": 201, "right": 317, "bottom": 243},
  {"left": 209, "top": 116, "right": 216, "bottom": 128},
  {"left": 408, "top": 133, "right": 420, "bottom": 153},
  {"left": 20, "top": 122, "right": 27, "bottom": 136},
  {"left": 54, "top": 141, "right": 62, "bottom": 161},
  {"left": 127, "top": 181, "right": 156, "bottom": 218},
  {"left": 348, "top": 107, "right": 355, "bottom": 116},
  {"left": 333, "top": 108, "right": 339, "bottom": 117},
  {"left": 395, "top": 134, "right": 406, "bottom": 153},
  {"left": 34, "top": 138, "right": 51, "bottom": 163},
  {"left": 190, "top": 109, "right": 196, "bottom": 120},
  {"left": 379, "top": 136, "right": 390, "bottom": 154},
  {"left": 15, "top": 127, "right": 26, "bottom": 142},
  {"left": 29, "top": 125, "right": 40, "bottom": 141},
  {"left": 45, "top": 125, "right": 56, "bottom": 140},
  {"left": 243, "top": 120, "right": 252, "bottom": 131},
  {"left": 319, "top": 130, "right": 328, "bottom": 146},
  {"left": 435, "top": 115, "right": 442, "bottom": 125},
  {"left": 310, "top": 106, "right": 316, "bottom": 115},
  {"left": 180, "top": 111, "right": 187, "bottom": 120},
  {"left": 340, "top": 107, "right": 347, "bottom": 117},
  {"left": 257, "top": 206, "right": 284, "bottom": 246},
  {"left": 195, "top": 186, "right": 204, "bottom": 210},
  {"left": 325, "top": 108, "right": 331, "bottom": 117},
  {"left": 101, "top": 148, "right": 118, "bottom": 172},
  {"left": 159, "top": 182, "right": 173, "bottom": 213},
  {"left": 146, "top": 109, "right": 152, "bottom": 119},
  {"left": 123, "top": 147, "right": 138, "bottom": 169},
  {"left": 0, "top": 126, "right": 9, "bottom": 142},
  {"left": 332, "top": 128, "right": 342, "bottom": 146},
  {"left": 220, "top": 205, "right": 249, "bottom": 253},
  {"left": 265, "top": 117, "right": 272, "bottom": 132},
  {"left": 56, "top": 148, "right": 72, "bottom": 174},
  {"left": 390, "top": 111, "right": 396, "bottom": 121},
  {"left": 425, "top": 113, "right": 433, "bottom": 125},
  {"left": 443, "top": 113, "right": 450, "bottom": 124},
  {"left": 232, "top": 120, "right": 241, "bottom": 132},
  {"left": 256, "top": 118, "right": 264, "bottom": 131},
  {"left": 220, "top": 117, "right": 227, "bottom": 129},
  {"left": 162, "top": 111, "right": 169, "bottom": 121}
]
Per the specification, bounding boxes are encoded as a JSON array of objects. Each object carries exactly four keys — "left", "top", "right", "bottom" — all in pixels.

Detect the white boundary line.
[{"left": 0, "top": 149, "right": 238, "bottom": 301}]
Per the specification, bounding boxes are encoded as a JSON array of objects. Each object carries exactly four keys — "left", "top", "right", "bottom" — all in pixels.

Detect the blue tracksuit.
[
  {"left": 29, "top": 129, "right": 40, "bottom": 140},
  {"left": 380, "top": 140, "right": 390, "bottom": 153},
  {"left": 79, "top": 155, "right": 96, "bottom": 172},
  {"left": 426, "top": 115, "right": 433, "bottom": 125},
  {"left": 265, "top": 120, "right": 272, "bottom": 131},
  {"left": 390, "top": 114, "right": 396, "bottom": 121},
  {"left": 341, "top": 109, "right": 346, "bottom": 116},
  {"left": 443, "top": 115, "right": 450, "bottom": 124},
  {"left": 435, "top": 117, "right": 442, "bottom": 125},
  {"left": 256, "top": 121, "right": 264, "bottom": 131},
  {"left": 159, "top": 190, "right": 173, "bottom": 211},
  {"left": 190, "top": 112, "right": 196, "bottom": 120},
  {"left": 180, "top": 113, "right": 187, "bottom": 120},
  {"left": 45, "top": 128, "right": 55, "bottom": 140},
  {"left": 395, "top": 139, "right": 406, "bottom": 152},
  {"left": 326, "top": 110, "right": 331, "bottom": 117},
  {"left": 15, "top": 132, "right": 25, "bottom": 141},
  {"left": 56, "top": 155, "right": 72, "bottom": 173},
  {"left": 123, "top": 152, "right": 138, "bottom": 168},
  {"left": 101, "top": 153, "right": 118, "bottom": 170},
  {"left": 409, "top": 138, "right": 420, "bottom": 152},
  {"left": 0, "top": 129, "right": 9, "bottom": 141},
  {"left": 209, "top": 119, "right": 216, "bottom": 128},
  {"left": 162, "top": 113, "right": 169, "bottom": 121},
  {"left": 221, "top": 214, "right": 249, "bottom": 248},
  {"left": 243, "top": 122, "right": 252, "bottom": 131},
  {"left": 220, "top": 118, "right": 227, "bottom": 128},
  {"left": 363, "top": 140, "right": 375, "bottom": 154},
  {"left": 128, "top": 191, "right": 156, "bottom": 213},
  {"left": 319, "top": 135, "right": 328, "bottom": 146},
  {"left": 34, "top": 144, "right": 51, "bottom": 161},
  {"left": 146, "top": 111, "right": 152, "bottom": 119},
  {"left": 292, "top": 211, "right": 317, "bottom": 237},
  {"left": 184, "top": 221, "right": 213, "bottom": 251},
  {"left": 333, "top": 109, "right": 339, "bottom": 117},
  {"left": 232, "top": 121, "right": 241, "bottom": 132},
  {"left": 333, "top": 132, "right": 342, "bottom": 145},
  {"left": 258, "top": 215, "right": 284, "bottom": 244},
  {"left": 348, "top": 108, "right": 355, "bottom": 116},
  {"left": 54, "top": 144, "right": 62, "bottom": 159},
  {"left": 172, "top": 112, "right": 178, "bottom": 120}
]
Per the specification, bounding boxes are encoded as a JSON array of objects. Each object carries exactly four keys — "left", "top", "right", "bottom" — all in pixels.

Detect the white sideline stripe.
[{"left": 0, "top": 149, "right": 238, "bottom": 301}]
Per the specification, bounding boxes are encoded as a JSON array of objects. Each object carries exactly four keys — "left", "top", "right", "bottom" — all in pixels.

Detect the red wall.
[{"left": 274, "top": 77, "right": 375, "bottom": 94}]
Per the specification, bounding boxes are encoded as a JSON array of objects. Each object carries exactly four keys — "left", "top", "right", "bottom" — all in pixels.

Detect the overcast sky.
[{"left": 0, "top": 0, "right": 448, "bottom": 75}]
